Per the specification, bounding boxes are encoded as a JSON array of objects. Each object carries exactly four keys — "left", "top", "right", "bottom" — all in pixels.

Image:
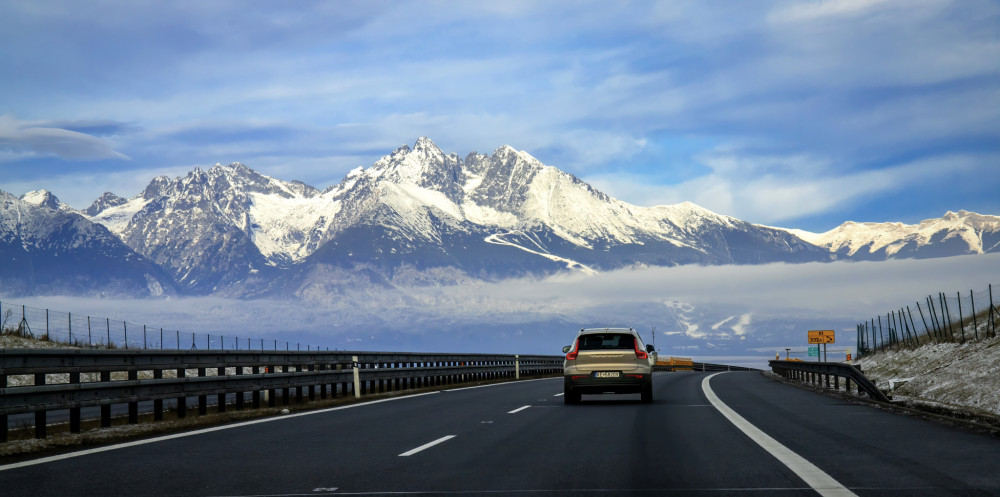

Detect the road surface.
[{"left": 2, "top": 371, "right": 999, "bottom": 496}]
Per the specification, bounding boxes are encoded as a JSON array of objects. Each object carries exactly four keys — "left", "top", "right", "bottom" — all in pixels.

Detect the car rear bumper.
[{"left": 565, "top": 373, "right": 651, "bottom": 394}]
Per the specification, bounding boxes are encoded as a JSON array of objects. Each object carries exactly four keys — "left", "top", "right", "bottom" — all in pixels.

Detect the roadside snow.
[{"left": 854, "top": 335, "right": 1000, "bottom": 416}]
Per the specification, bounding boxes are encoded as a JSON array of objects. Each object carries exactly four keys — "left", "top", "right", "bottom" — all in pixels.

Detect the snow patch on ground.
[{"left": 854, "top": 335, "right": 1000, "bottom": 416}]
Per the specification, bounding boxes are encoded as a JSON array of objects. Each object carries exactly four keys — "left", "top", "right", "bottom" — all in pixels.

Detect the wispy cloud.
[
  {"left": 586, "top": 152, "right": 992, "bottom": 226},
  {"left": 0, "top": 1, "right": 997, "bottom": 228},
  {"left": 0, "top": 115, "right": 130, "bottom": 162}
]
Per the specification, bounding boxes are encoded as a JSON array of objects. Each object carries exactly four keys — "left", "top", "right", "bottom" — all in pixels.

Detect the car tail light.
[
  {"left": 634, "top": 338, "right": 648, "bottom": 359},
  {"left": 566, "top": 338, "right": 580, "bottom": 360}
]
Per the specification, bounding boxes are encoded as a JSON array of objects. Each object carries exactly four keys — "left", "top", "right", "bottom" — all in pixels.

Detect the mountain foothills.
[{"left": 3, "top": 138, "right": 999, "bottom": 298}]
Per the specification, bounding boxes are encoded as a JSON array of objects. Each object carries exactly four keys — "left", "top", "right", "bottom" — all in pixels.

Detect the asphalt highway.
[{"left": 2, "top": 371, "right": 1000, "bottom": 496}]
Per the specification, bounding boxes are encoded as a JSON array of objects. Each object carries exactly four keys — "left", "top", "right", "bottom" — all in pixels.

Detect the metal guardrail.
[
  {"left": 654, "top": 362, "right": 758, "bottom": 372},
  {"left": 768, "top": 360, "right": 890, "bottom": 403},
  {"left": 0, "top": 349, "right": 563, "bottom": 442}
]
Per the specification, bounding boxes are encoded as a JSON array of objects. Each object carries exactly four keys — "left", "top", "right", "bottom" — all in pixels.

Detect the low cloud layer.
[{"left": 16, "top": 254, "right": 1000, "bottom": 360}]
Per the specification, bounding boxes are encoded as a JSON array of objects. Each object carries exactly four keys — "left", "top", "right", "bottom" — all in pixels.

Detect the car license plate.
[{"left": 593, "top": 371, "right": 620, "bottom": 379}]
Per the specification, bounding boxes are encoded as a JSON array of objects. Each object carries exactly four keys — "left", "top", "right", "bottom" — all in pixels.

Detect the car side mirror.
[
  {"left": 645, "top": 344, "right": 655, "bottom": 353},
  {"left": 562, "top": 345, "right": 572, "bottom": 353}
]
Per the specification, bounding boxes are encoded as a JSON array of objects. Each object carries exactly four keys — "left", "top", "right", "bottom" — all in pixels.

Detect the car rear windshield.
[{"left": 577, "top": 333, "right": 635, "bottom": 351}]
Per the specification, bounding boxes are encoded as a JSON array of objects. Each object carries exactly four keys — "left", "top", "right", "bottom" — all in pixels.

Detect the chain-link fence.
[
  {"left": 0, "top": 300, "right": 331, "bottom": 351},
  {"left": 856, "top": 283, "right": 1000, "bottom": 358}
]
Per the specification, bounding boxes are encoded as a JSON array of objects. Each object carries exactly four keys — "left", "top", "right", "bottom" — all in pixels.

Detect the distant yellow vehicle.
[{"left": 657, "top": 356, "right": 694, "bottom": 371}]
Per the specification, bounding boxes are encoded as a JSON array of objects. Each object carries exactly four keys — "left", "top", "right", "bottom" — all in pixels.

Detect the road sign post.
[{"left": 808, "top": 330, "right": 835, "bottom": 362}]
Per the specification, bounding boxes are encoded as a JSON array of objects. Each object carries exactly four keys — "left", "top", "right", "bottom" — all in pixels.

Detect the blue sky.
[{"left": 1, "top": 0, "right": 998, "bottom": 232}]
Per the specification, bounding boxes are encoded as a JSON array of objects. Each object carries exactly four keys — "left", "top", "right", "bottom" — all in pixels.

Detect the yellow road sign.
[{"left": 808, "top": 330, "right": 835, "bottom": 344}]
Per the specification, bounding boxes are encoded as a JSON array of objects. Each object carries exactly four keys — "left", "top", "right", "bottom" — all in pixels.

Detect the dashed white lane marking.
[
  {"left": 398, "top": 435, "right": 457, "bottom": 457},
  {"left": 507, "top": 405, "right": 531, "bottom": 414},
  {"left": 0, "top": 391, "right": 442, "bottom": 472},
  {"left": 702, "top": 373, "right": 858, "bottom": 497},
  {"left": 553, "top": 392, "right": 564, "bottom": 397}
]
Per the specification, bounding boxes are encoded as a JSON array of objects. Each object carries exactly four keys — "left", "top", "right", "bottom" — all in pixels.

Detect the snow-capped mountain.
[
  {"left": 0, "top": 191, "right": 175, "bottom": 297},
  {"left": 4, "top": 138, "right": 996, "bottom": 299},
  {"left": 20, "top": 189, "right": 74, "bottom": 212},
  {"left": 789, "top": 210, "right": 1000, "bottom": 260},
  {"left": 86, "top": 162, "right": 331, "bottom": 294},
  {"left": 76, "top": 137, "right": 829, "bottom": 295}
]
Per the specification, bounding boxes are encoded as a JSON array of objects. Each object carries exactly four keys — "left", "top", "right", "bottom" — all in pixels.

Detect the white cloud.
[
  {"left": 769, "top": 0, "right": 907, "bottom": 24},
  {"left": 0, "top": 114, "right": 129, "bottom": 162},
  {"left": 586, "top": 151, "right": 991, "bottom": 224}
]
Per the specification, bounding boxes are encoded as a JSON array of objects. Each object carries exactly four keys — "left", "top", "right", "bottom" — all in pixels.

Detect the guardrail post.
[
  {"left": 176, "top": 367, "right": 187, "bottom": 419},
  {"left": 34, "top": 373, "right": 46, "bottom": 439},
  {"left": 0, "top": 371, "right": 6, "bottom": 442},
  {"left": 153, "top": 369, "right": 164, "bottom": 420},
  {"left": 252, "top": 366, "right": 261, "bottom": 408},
  {"left": 198, "top": 368, "right": 208, "bottom": 415},
  {"left": 352, "top": 356, "right": 360, "bottom": 399},
  {"left": 235, "top": 366, "right": 245, "bottom": 410},
  {"left": 515, "top": 355, "right": 520, "bottom": 380},
  {"left": 70, "top": 371, "right": 81, "bottom": 433},
  {"left": 128, "top": 369, "right": 139, "bottom": 424},
  {"left": 267, "top": 365, "right": 276, "bottom": 407},
  {"left": 217, "top": 367, "right": 227, "bottom": 413},
  {"left": 101, "top": 371, "right": 112, "bottom": 426}
]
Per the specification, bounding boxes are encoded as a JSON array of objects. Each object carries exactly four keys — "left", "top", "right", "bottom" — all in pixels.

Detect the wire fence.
[
  {"left": 856, "top": 283, "right": 1000, "bottom": 359},
  {"left": 0, "top": 300, "right": 331, "bottom": 351}
]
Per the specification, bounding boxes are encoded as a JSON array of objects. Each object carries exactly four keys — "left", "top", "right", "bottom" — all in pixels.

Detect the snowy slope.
[
  {"left": 790, "top": 211, "right": 1000, "bottom": 259},
  {"left": 0, "top": 190, "right": 175, "bottom": 297},
  {"left": 62, "top": 138, "right": 824, "bottom": 294},
  {"left": 19, "top": 189, "right": 74, "bottom": 212},
  {"left": 5, "top": 136, "right": 982, "bottom": 298}
]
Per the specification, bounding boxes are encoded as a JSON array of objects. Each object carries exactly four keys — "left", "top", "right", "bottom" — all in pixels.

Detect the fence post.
[
  {"left": 877, "top": 316, "right": 885, "bottom": 352},
  {"left": 87, "top": 316, "right": 92, "bottom": 347},
  {"left": 990, "top": 284, "right": 996, "bottom": 338},
  {"left": 957, "top": 292, "right": 965, "bottom": 343},
  {"left": 970, "top": 290, "right": 978, "bottom": 341},
  {"left": 906, "top": 306, "right": 920, "bottom": 346},
  {"left": 916, "top": 302, "right": 932, "bottom": 341},
  {"left": 68, "top": 312, "right": 72, "bottom": 345},
  {"left": 900, "top": 308, "right": 914, "bottom": 347},
  {"left": 106, "top": 318, "right": 110, "bottom": 347},
  {"left": 124, "top": 321, "right": 128, "bottom": 349},
  {"left": 941, "top": 293, "right": 955, "bottom": 341}
]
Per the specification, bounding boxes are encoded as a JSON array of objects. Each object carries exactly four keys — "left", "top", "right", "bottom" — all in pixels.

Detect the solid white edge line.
[
  {"left": 507, "top": 405, "right": 531, "bottom": 414},
  {"left": 0, "top": 391, "right": 442, "bottom": 472},
  {"left": 398, "top": 435, "right": 456, "bottom": 457},
  {"left": 702, "top": 373, "right": 858, "bottom": 497},
  {"left": 442, "top": 376, "right": 557, "bottom": 392}
]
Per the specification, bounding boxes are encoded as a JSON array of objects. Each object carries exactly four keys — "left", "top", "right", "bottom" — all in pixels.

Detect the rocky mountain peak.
[
  {"left": 84, "top": 191, "right": 128, "bottom": 216},
  {"left": 19, "top": 189, "right": 67, "bottom": 211}
]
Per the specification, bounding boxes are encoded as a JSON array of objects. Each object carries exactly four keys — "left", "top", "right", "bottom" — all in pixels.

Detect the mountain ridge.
[{"left": 5, "top": 137, "right": 998, "bottom": 299}]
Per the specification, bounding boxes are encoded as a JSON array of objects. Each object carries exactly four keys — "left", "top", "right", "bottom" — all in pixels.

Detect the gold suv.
[{"left": 561, "top": 328, "right": 655, "bottom": 404}]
